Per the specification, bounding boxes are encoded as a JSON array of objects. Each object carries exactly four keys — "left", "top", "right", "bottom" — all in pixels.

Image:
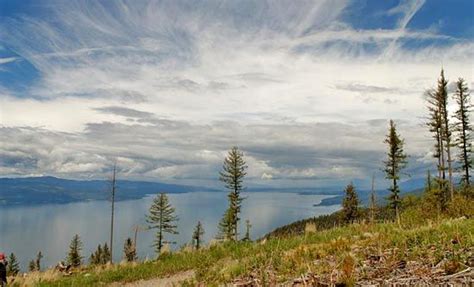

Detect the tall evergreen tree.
[
  {"left": 146, "top": 193, "right": 179, "bottom": 255},
  {"left": 35, "top": 251, "right": 43, "bottom": 271},
  {"left": 219, "top": 147, "right": 247, "bottom": 241},
  {"left": 123, "top": 237, "right": 137, "bottom": 262},
  {"left": 342, "top": 183, "right": 359, "bottom": 223},
  {"left": 6, "top": 253, "right": 20, "bottom": 276},
  {"left": 383, "top": 120, "right": 408, "bottom": 223},
  {"left": 192, "top": 221, "right": 205, "bottom": 250},
  {"left": 67, "top": 234, "right": 83, "bottom": 267},
  {"left": 453, "top": 78, "right": 472, "bottom": 187}
]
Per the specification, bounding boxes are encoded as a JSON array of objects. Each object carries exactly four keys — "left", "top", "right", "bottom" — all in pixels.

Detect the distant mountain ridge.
[
  {"left": 0, "top": 176, "right": 426, "bottom": 206},
  {"left": 314, "top": 187, "right": 424, "bottom": 207},
  {"left": 0, "top": 176, "right": 217, "bottom": 206},
  {"left": 314, "top": 177, "right": 426, "bottom": 206}
]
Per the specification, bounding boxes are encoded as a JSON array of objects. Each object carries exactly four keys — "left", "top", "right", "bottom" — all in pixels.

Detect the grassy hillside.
[
  {"left": 8, "top": 188, "right": 474, "bottom": 286},
  {"left": 10, "top": 215, "right": 473, "bottom": 286}
]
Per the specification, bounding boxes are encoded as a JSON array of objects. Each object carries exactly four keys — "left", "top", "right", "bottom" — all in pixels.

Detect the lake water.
[{"left": 0, "top": 191, "right": 339, "bottom": 270}]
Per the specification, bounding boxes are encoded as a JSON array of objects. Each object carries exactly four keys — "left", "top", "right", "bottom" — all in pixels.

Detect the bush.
[
  {"left": 446, "top": 194, "right": 474, "bottom": 218},
  {"left": 400, "top": 205, "right": 431, "bottom": 228},
  {"left": 459, "top": 184, "right": 474, "bottom": 198}
]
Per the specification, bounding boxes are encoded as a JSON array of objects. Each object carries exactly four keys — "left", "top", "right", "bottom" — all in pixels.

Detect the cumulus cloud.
[{"left": 0, "top": 118, "right": 433, "bottom": 188}]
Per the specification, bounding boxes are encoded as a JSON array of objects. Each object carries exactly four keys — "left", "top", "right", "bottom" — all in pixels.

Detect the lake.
[{"left": 0, "top": 191, "right": 339, "bottom": 270}]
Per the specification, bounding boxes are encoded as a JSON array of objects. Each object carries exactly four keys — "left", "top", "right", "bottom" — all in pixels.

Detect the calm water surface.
[{"left": 0, "top": 191, "right": 339, "bottom": 270}]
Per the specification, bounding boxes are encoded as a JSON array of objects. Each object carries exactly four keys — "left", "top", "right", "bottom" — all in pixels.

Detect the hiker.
[{"left": 0, "top": 252, "right": 7, "bottom": 287}]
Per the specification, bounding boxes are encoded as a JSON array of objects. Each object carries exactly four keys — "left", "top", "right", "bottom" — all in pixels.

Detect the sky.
[{"left": 0, "top": 0, "right": 473, "bottom": 189}]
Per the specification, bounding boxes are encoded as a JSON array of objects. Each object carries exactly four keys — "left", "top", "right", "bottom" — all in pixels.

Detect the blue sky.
[{"left": 0, "top": 0, "right": 473, "bottom": 188}]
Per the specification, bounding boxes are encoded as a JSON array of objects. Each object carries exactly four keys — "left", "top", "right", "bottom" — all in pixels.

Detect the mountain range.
[
  {"left": 0, "top": 176, "right": 216, "bottom": 206},
  {"left": 0, "top": 176, "right": 426, "bottom": 206}
]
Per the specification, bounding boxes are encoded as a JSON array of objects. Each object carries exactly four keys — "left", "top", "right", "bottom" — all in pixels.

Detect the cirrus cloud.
[{"left": 0, "top": 0, "right": 472, "bottom": 189}]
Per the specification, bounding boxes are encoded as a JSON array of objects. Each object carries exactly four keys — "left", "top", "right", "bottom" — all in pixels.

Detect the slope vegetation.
[{"left": 10, "top": 216, "right": 473, "bottom": 286}]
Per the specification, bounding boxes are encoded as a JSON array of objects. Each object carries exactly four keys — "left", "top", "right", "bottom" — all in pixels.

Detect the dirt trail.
[{"left": 108, "top": 270, "right": 195, "bottom": 287}]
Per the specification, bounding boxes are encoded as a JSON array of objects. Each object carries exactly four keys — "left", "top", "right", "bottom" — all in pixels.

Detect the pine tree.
[
  {"left": 242, "top": 219, "right": 252, "bottom": 242},
  {"left": 90, "top": 252, "right": 97, "bottom": 265},
  {"left": 28, "top": 260, "right": 36, "bottom": 272},
  {"left": 453, "top": 78, "right": 472, "bottom": 187},
  {"left": 95, "top": 245, "right": 102, "bottom": 264},
  {"left": 217, "top": 208, "right": 235, "bottom": 240},
  {"left": 35, "top": 251, "right": 43, "bottom": 271},
  {"left": 27, "top": 254, "right": 41, "bottom": 272},
  {"left": 432, "top": 185, "right": 449, "bottom": 212},
  {"left": 383, "top": 120, "right": 408, "bottom": 223},
  {"left": 67, "top": 234, "right": 83, "bottom": 267},
  {"left": 102, "top": 243, "right": 111, "bottom": 264},
  {"left": 146, "top": 193, "right": 179, "bottom": 255},
  {"left": 219, "top": 147, "right": 247, "bottom": 241},
  {"left": 90, "top": 244, "right": 102, "bottom": 265},
  {"left": 192, "top": 221, "right": 205, "bottom": 250},
  {"left": 6, "top": 253, "right": 20, "bottom": 276},
  {"left": 342, "top": 183, "right": 359, "bottom": 223},
  {"left": 123, "top": 237, "right": 137, "bottom": 262}
]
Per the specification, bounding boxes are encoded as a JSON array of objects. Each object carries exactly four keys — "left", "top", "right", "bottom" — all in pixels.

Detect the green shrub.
[
  {"left": 400, "top": 206, "right": 428, "bottom": 228},
  {"left": 446, "top": 194, "right": 474, "bottom": 218}
]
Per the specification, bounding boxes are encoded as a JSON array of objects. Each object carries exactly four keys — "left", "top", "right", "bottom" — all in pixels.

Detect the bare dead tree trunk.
[
  {"left": 370, "top": 173, "right": 376, "bottom": 224},
  {"left": 446, "top": 143, "right": 454, "bottom": 199},
  {"left": 109, "top": 163, "right": 117, "bottom": 264}
]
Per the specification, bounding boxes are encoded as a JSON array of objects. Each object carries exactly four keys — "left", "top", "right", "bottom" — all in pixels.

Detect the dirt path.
[{"left": 108, "top": 270, "right": 195, "bottom": 287}]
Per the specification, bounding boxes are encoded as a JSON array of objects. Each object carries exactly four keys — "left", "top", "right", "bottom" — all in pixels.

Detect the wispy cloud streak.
[{"left": 0, "top": 0, "right": 472, "bottom": 187}]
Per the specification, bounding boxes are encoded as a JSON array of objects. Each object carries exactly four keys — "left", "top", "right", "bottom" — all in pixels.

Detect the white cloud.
[
  {"left": 0, "top": 57, "right": 18, "bottom": 65},
  {"left": 261, "top": 173, "right": 273, "bottom": 180},
  {"left": 387, "top": 0, "right": 426, "bottom": 28},
  {"left": 0, "top": 0, "right": 472, "bottom": 187}
]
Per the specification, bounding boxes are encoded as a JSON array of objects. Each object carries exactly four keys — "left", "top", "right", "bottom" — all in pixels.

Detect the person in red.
[{"left": 0, "top": 253, "right": 7, "bottom": 287}]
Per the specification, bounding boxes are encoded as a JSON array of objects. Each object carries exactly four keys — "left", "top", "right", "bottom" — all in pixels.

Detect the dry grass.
[
  {"left": 10, "top": 269, "right": 61, "bottom": 287},
  {"left": 9, "top": 216, "right": 474, "bottom": 286}
]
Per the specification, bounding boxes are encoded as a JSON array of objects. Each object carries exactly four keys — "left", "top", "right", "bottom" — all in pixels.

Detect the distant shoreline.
[
  {"left": 0, "top": 176, "right": 339, "bottom": 207},
  {"left": 312, "top": 195, "right": 343, "bottom": 206}
]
